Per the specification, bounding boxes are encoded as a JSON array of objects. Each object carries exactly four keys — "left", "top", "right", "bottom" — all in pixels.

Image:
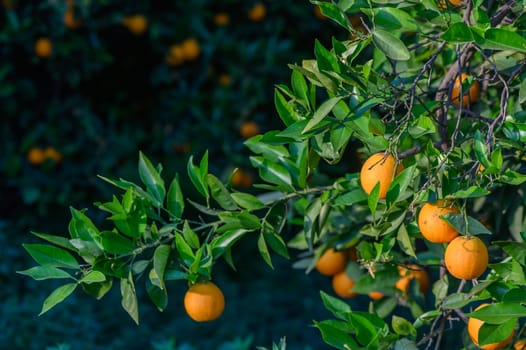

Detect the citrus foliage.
[{"left": 18, "top": 0, "right": 526, "bottom": 349}]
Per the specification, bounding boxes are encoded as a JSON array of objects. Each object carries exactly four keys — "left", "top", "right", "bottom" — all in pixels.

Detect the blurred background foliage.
[{"left": 0, "top": 0, "right": 351, "bottom": 348}]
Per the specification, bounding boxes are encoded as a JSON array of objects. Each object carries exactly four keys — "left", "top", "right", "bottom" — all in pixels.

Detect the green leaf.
[
  {"left": 146, "top": 279, "right": 168, "bottom": 312},
  {"left": 449, "top": 186, "right": 491, "bottom": 199},
  {"left": 368, "top": 182, "right": 381, "bottom": 219},
  {"left": 69, "top": 207, "right": 101, "bottom": 243},
  {"left": 182, "top": 221, "right": 200, "bottom": 249},
  {"left": 257, "top": 233, "right": 273, "bottom": 268},
  {"left": 372, "top": 30, "right": 410, "bottom": 61},
  {"left": 217, "top": 211, "right": 261, "bottom": 233},
  {"left": 468, "top": 302, "right": 526, "bottom": 324},
  {"left": 211, "top": 229, "right": 250, "bottom": 258},
  {"left": 31, "top": 231, "right": 76, "bottom": 251},
  {"left": 441, "top": 22, "right": 474, "bottom": 43},
  {"left": 187, "top": 154, "right": 209, "bottom": 200},
  {"left": 175, "top": 233, "right": 195, "bottom": 265},
  {"left": 482, "top": 28, "right": 526, "bottom": 53},
  {"left": 120, "top": 273, "right": 139, "bottom": 325},
  {"left": 138, "top": 151, "right": 166, "bottom": 207},
  {"left": 244, "top": 135, "right": 290, "bottom": 162},
  {"left": 478, "top": 318, "right": 516, "bottom": 347},
  {"left": 263, "top": 231, "right": 289, "bottom": 259},
  {"left": 314, "top": 39, "right": 339, "bottom": 74},
  {"left": 39, "top": 283, "right": 77, "bottom": 316},
  {"left": 387, "top": 165, "right": 417, "bottom": 206},
  {"left": 230, "top": 192, "right": 266, "bottom": 210},
  {"left": 167, "top": 174, "right": 184, "bottom": 219},
  {"left": 17, "top": 266, "right": 73, "bottom": 281},
  {"left": 442, "top": 214, "right": 492, "bottom": 236},
  {"left": 392, "top": 315, "right": 417, "bottom": 338},
  {"left": 320, "top": 290, "right": 351, "bottom": 317},
  {"left": 81, "top": 279, "right": 113, "bottom": 300},
  {"left": 207, "top": 174, "right": 238, "bottom": 210},
  {"left": 250, "top": 156, "right": 294, "bottom": 191},
  {"left": 274, "top": 89, "right": 297, "bottom": 126},
  {"left": 99, "top": 231, "right": 135, "bottom": 255},
  {"left": 291, "top": 69, "right": 309, "bottom": 105},
  {"left": 22, "top": 244, "right": 79, "bottom": 269},
  {"left": 303, "top": 97, "right": 343, "bottom": 134},
  {"left": 150, "top": 244, "right": 170, "bottom": 289},
  {"left": 365, "top": 7, "right": 417, "bottom": 32},
  {"left": 311, "top": 1, "right": 351, "bottom": 31},
  {"left": 314, "top": 319, "right": 357, "bottom": 350},
  {"left": 80, "top": 270, "right": 106, "bottom": 284},
  {"left": 495, "top": 241, "right": 526, "bottom": 267},
  {"left": 397, "top": 224, "right": 416, "bottom": 258}
]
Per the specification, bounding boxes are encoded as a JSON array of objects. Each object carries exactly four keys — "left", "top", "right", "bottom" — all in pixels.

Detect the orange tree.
[{"left": 18, "top": 0, "right": 526, "bottom": 349}]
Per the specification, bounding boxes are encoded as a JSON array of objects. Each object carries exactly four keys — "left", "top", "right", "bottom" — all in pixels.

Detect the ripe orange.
[
  {"left": 231, "top": 169, "right": 252, "bottom": 188},
  {"left": 123, "top": 15, "right": 148, "bottom": 35},
  {"left": 43, "top": 146, "right": 62, "bottom": 163},
  {"left": 395, "top": 264, "right": 430, "bottom": 294},
  {"left": 239, "top": 121, "right": 260, "bottom": 139},
  {"left": 218, "top": 73, "right": 231, "bottom": 87},
  {"left": 184, "top": 281, "right": 225, "bottom": 322},
  {"left": 368, "top": 291, "right": 384, "bottom": 300},
  {"left": 180, "top": 38, "right": 201, "bottom": 61},
  {"left": 514, "top": 340, "right": 526, "bottom": 350},
  {"left": 315, "top": 248, "right": 347, "bottom": 276},
  {"left": 64, "top": 8, "right": 82, "bottom": 29},
  {"left": 27, "top": 147, "right": 45, "bottom": 165},
  {"left": 445, "top": 236, "right": 488, "bottom": 280},
  {"left": 451, "top": 73, "right": 480, "bottom": 108},
  {"left": 35, "top": 37, "right": 53, "bottom": 58},
  {"left": 166, "top": 44, "right": 185, "bottom": 66},
  {"left": 438, "top": 0, "right": 462, "bottom": 9},
  {"left": 360, "top": 153, "right": 402, "bottom": 199},
  {"left": 214, "top": 12, "right": 230, "bottom": 26},
  {"left": 468, "top": 303, "right": 514, "bottom": 350},
  {"left": 418, "top": 200, "right": 459, "bottom": 243},
  {"left": 248, "top": 3, "right": 266, "bottom": 21},
  {"left": 332, "top": 271, "right": 358, "bottom": 298}
]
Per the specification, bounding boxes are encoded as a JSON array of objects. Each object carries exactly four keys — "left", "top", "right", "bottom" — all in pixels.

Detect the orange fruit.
[
  {"left": 332, "top": 271, "right": 358, "bottom": 298},
  {"left": 184, "top": 281, "right": 225, "bottom": 322},
  {"left": 248, "top": 3, "right": 266, "bottom": 21},
  {"left": 451, "top": 73, "right": 480, "bottom": 108},
  {"left": 368, "top": 291, "right": 384, "bottom": 300},
  {"left": 218, "top": 73, "right": 231, "bottom": 87},
  {"left": 315, "top": 248, "right": 347, "bottom": 276},
  {"left": 418, "top": 200, "right": 459, "bottom": 243},
  {"left": 180, "top": 38, "right": 201, "bottom": 61},
  {"left": 395, "top": 264, "right": 430, "bottom": 294},
  {"left": 166, "top": 44, "right": 185, "bottom": 66},
  {"left": 231, "top": 169, "right": 252, "bottom": 188},
  {"left": 214, "top": 12, "right": 230, "bottom": 26},
  {"left": 35, "top": 37, "right": 53, "bottom": 58},
  {"left": 123, "top": 15, "right": 148, "bottom": 35},
  {"left": 359, "top": 153, "right": 403, "bottom": 199},
  {"left": 27, "top": 147, "right": 45, "bottom": 165},
  {"left": 239, "top": 121, "right": 260, "bottom": 139},
  {"left": 43, "top": 147, "right": 62, "bottom": 163},
  {"left": 515, "top": 340, "right": 526, "bottom": 350},
  {"left": 64, "top": 2, "right": 82, "bottom": 29},
  {"left": 468, "top": 303, "right": 514, "bottom": 350},
  {"left": 438, "top": 0, "right": 462, "bottom": 9},
  {"left": 445, "top": 235, "right": 488, "bottom": 280}
]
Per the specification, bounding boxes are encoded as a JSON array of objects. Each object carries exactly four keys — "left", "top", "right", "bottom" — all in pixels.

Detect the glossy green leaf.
[
  {"left": 31, "top": 231, "right": 76, "bottom": 251},
  {"left": 100, "top": 231, "right": 135, "bottom": 254},
  {"left": 468, "top": 302, "right": 526, "bottom": 324},
  {"left": 138, "top": 151, "right": 166, "bottom": 206},
  {"left": 22, "top": 244, "right": 79, "bottom": 269},
  {"left": 314, "top": 39, "right": 339, "bottom": 73},
  {"left": 175, "top": 233, "right": 195, "bottom": 265},
  {"left": 392, "top": 315, "right": 416, "bottom": 338},
  {"left": 81, "top": 279, "right": 113, "bottom": 300},
  {"left": 397, "top": 224, "right": 416, "bottom": 258},
  {"left": 250, "top": 156, "right": 294, "bottom": 191},
  {"left": 187, "top": 154, "right": 209, "bottom": 200},
  {"left": 320, "top": 290, "right": 351, "bottom": 317},
  {"left": 120, "top": 273, "right": 139, "bottom": 325},
  {"left": 441, "top": 22, "right": 474, "bottom": 43},
  {"left": 442, "top": 214, "right": 492, "bottom": 235},
  {"left": 314, "top": 319, "right": 357, "bottom": 350},
  {"left": 291, "top": 69, "right": 309, "bottom": 105},
  {"left": 303, "top": 96, "right": 342, "bottom": 133},
  {"left": 482, "top": 28, "right": 526, "bottom": 53},
  {"left": 146, "top": 279, "right": 168, "bottom": 312},
  {"left": 368, "top": 182, "right": 381, "bottom": 219},
  {"left": 372, "top": 30, "right": 410, "bottom": 61},
  {"left": 364, "top": 7, "right": 417, "bottom": 32},
  {"left": 167, "top": 174, "right": 184, "bottom": 219},
  {"left": 80, "top": 270, "right": 106, "bottom": 284},
  {"left": 211, "top": 229, "right": 249, "bottom": 258},
  {"left": 257, "top": 232, "right": 273, "bottom": 268},
  {"left": 207, "top": 174, "right": 237, "bottom": 210},
  {"left": 245, "top": 135, "right": 290, "bottom": 162},
  {"left": 17, "top": 266, "right": 73, "bottom": 281},
  {"left": 150, "top": 244, "right": 170, "bottom": 289},
  {"left": 311, "top": 1, "right": 351, "bottom": 31},
  {"left": 39, "top": 283, "right": 77, "bottom": 316},
  {"left": 449, "top": 186, "right": 491, "bottom": 199},
  {"left": 478, "top": 318, "right": 516, "bottom": 347},
  {"left": 274, "top": 89, "right": 297, "bottom": 126},
  {"left": 230, "top": 192, "right": 266, "bottom": 210}
]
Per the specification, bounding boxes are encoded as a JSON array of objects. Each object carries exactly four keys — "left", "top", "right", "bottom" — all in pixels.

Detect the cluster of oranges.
[
  {"left": 166, "top": 38, "right": 201, "bottom": 67},
  {"left": 315, "top": 248, "right": 358, "bottom": 299},
  {"left": 183, "top": 281, "right": 225, "bottom": 322},
  {"left": 26, "top": 146, "right": 62, "bottom": 166}
]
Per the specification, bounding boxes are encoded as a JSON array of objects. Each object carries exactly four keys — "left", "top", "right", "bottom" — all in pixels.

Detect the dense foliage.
[{"left": 8, "top": 0, "right": 526, "bottom": 349}]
